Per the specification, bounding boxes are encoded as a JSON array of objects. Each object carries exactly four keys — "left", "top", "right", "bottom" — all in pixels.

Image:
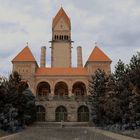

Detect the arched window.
[
  {"left": 78, "top": 106, "right": 89, "bottom": 122},
  {"left": 36, "top": 105, "right": 45, "bottom": 121},
  {"left": 54, "top": 82, "right": 68, "bottom": 96},
  {"left": 56, "top": 35, "right": 58, "bottom": 40},
  {"left": 64, "top": 35, "right": 67, "bottom": 40},
  {"left": 62, "top": 35, "right": 63, "bottom": 40},
  {"left": 54, "top": 35, "right": 56, "bottom": 40},
  {"left": 66, "top": 35, "right": 68, "bottom": 40},
  {"left": 36, "top": 82, "right": 51, "bottom": 97},
  {"left": 72, "top": 82, "right": 86, "bottom": 96},
  {"left": 59, "top": 35, "right": 61, "bottom": 40},
  {"left": 55, "top": 106, "right": 67, "bottom": 122}
]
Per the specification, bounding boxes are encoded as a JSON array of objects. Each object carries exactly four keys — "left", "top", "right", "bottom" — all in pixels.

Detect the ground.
[
  {"left": 0, "top": 127, "right": 92, "bottom": 140},
  {"left": 0, "top": 130, "right": 9, "bottom": 138},
  {"left": 0, "top": 127, "right": 140, "bottom": 140},
  {"left": 121, "top": 129, "right": 140, "bottom": 139}
]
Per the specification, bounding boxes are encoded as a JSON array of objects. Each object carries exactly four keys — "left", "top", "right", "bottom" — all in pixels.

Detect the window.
[
  {"left": 36, "top": 106, "right": 45, "bottom": 121},
  {"left": 78, "top": 106, "right": 89, "bottom": 122},
  {"left": 55, "top": 106, "right": 67, "bottom": 122}
]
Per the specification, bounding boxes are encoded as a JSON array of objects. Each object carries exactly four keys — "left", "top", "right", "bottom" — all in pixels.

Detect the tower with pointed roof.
[
  {"left": 12, "top": 45, "right": 38, "bottom": 93},
  {"left": 85, "top": 45, "right": 112, "bottom": 74},
  {"left": 51, "top": 7, "right": 72, "bottom": 67},
  {"left": 11, "top": 7, "right": 112, "bottom": 122}
]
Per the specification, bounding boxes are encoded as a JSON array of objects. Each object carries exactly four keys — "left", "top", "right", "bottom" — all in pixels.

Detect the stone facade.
[
  {"left": 36, "top": 101, "right": 89, "bottom": 122},
  {"left": 11, "top": 7, "right": 112, "bottom": 122}
]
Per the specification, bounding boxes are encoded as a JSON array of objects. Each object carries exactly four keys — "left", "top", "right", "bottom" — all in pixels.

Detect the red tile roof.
[
  {"left": 35, "top": 67, "right": 88, "bottom": 76},
  {"left": 52, "top": 7, "right": 71, "bottom": 29},
  {"left": 12, "top": 46, "right": 36, "bottom": 62},
  {"left": 87, "top": 47, "right": 112, "bottom": 62}
]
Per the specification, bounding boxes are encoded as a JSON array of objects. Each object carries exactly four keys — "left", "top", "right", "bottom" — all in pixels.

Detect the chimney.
[
  {"left": 77, "top": 46, "right": 83, "bottom": 67},
  {"left": 40, "top": 46, "right": 46, "bottom": 67}
]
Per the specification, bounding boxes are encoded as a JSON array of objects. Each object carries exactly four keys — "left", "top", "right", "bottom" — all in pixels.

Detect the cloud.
[{"left": 0, "top": 0, "right": 140, "bottom": 76}]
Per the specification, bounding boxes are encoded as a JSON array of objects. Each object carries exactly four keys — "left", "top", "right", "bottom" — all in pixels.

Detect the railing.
[{"left": 36, "top": 94, "right": 88, "bottom": 102}]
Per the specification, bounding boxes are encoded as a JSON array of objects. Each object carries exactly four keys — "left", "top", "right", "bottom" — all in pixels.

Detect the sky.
[{"left": 0, "top": 0, "right": 140, "bottom": 76}]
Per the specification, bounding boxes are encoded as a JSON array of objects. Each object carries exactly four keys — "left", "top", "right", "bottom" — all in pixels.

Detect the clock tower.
[{"left": 51, "top": 7, "right": 72, "bottom": 67}]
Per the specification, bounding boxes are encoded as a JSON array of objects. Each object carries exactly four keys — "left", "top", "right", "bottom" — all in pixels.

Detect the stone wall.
[{"left": 36, "top": 100, "right": 88, "bottom": 122}]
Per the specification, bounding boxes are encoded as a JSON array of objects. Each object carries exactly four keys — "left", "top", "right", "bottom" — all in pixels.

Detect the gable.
[{"left": 54, "top": 17, "right": 69, "bottom": 30}]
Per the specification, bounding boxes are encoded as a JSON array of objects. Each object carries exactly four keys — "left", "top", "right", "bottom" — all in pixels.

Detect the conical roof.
[
  {"left": 12, "top": 46, "right": 36, "bottom": 62},
  {"left": 52, "top": 7, "right": 70, "bottom": 29},
  {"left": 87, "top": 46, "right": 112, "bottom": 62}
]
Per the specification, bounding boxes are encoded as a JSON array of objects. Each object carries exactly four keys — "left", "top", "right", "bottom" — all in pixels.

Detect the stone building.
[{"left": 12, "top": 8, "right": 112, "bottom": 122}]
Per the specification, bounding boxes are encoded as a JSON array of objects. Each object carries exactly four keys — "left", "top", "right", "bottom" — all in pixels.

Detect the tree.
[
  {"left": 0, "top": 72, "right": 36, "bottom": 132},
  {"left": 88, "top": 69, "right": 108, "bottom": 126},
  {"left": 88, "top": 54, "right": 140, "bottom": 130},
  {"left": 104, "top": 75, "right": 122, "bottom": 125},
  {"left": 113, "top": 59, "right": 131, "bottom": 124},
  {"left": 127, "top": 52, "right": 140, "bottom": 127}
]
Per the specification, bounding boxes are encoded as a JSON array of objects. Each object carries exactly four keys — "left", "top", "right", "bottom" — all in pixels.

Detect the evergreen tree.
[
  {"left": 113, "top": 59, "right": 131, "bottom": 124},
  {"left": 104, "top": 75, "right": 122, "bottom": 125},
  {"left": 0, "top": 72, "right": 36, "bottom": 132},
  {"left": 88, "top": 69, "right": 107, "bottom": 126},
  {"left": 127, "top": 52, "right": 140, "bottom": 127}
]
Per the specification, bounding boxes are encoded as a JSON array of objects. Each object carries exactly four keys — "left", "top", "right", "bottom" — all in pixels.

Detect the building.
[{"left": 12, "top": 8, "right": 112, "bottom": 122}]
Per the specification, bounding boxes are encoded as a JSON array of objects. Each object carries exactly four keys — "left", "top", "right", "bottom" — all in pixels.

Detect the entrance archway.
[
  {"left": 36, "top": 105, "right": 45, "bottom": 121},
  {"left": 54, "top": 82, "right": 68, "bottom": 97},
  {"left": 78, "top": 106, "right": 89, "bottom": 122},
  {"left": 36, "top": 82, "right": 51, "bottom": 97},
  {"left": 55, "top": 106, "right": 67, "bottom": 122}
]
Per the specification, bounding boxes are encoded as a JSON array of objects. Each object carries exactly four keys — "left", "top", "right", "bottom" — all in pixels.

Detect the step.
[{"left": 32, "top": 122, "right": 90, "bottom": 128}]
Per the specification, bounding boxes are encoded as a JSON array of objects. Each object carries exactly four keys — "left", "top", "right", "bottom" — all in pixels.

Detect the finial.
[
  {"left": 26, "top": 42, "right": 28, "bottom": 46},
  {"left": 95, "top": 42, "right": 98, "bottom": 46}
]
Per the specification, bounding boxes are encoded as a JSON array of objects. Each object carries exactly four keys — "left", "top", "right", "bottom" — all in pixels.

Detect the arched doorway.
[
  {"left": 78, "top": 106, "right": 89, "bottom": 122},
  {"left": 54, "top": 82, "right": 68, "bottom": 97},
  {"left": 55, "top": 106, "right": 67, "bottom": 122},
  {"left": 72, "top": 82, "right": 86, "bottom": 96},
  {"left": 36, "top": 105, "right": 45, "bottom": 121},
  {"left": 36, "top": 82, "right": 51, "bottom": 97}
]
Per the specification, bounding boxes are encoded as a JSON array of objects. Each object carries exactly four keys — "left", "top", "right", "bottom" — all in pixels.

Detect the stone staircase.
[{"left": 31, "top": 122, "right": 90, "bottom": 128}]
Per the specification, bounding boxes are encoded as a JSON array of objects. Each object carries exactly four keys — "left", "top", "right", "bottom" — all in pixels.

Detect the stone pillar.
[
  {"left": 68, "top": 88, "right": 72, "bottom": 97},
  {"left": 40, "top": 46, "right": 46, "bottom": 67},
  {"left": 51, "top": 88, "right": 55, "bottom": 97},
  {"left": 77, "top": 46, "right": 83, "bottom": 67}
]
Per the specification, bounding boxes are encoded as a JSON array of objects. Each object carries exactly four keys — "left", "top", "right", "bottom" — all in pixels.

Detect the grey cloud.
[
  {"left": 0, "top": 0, "right": 140, "bottom": 76},
  {"left": 0, "top": 21, "right": 28, "bottom": 35},
  {"left": 0, "top": 21, "right": 19, "bottom": 32}
]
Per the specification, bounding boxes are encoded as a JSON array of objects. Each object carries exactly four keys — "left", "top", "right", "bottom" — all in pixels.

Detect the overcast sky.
[{"left": 0, "top": 0, "right": 140, "bottom": 76}]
